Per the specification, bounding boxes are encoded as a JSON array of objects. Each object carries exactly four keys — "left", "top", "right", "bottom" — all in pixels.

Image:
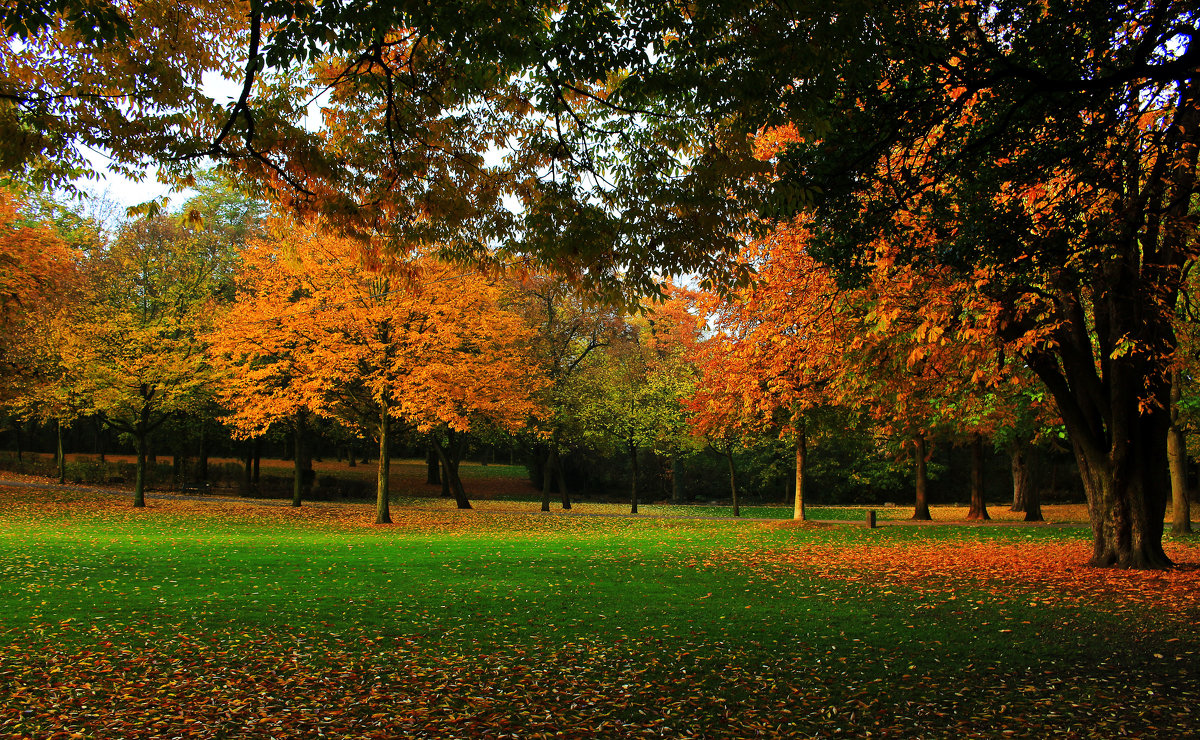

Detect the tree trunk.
[
  {"left": 1009, "top": 439, "right": 1029, "bottom": 512},
  {"left": 794, "top": 424, "right": 807, "bottom": 521},
  {"left": 252, "top": 439, "right": 260, "bottom": 484},
  {"left": 557, "top": 454, "right": 571, "bottom": 510},
  {"left": 629, "top": 443, "right": 639, "bottom": 514},
  {"left": 725, "top": 447, "right": 739, "bottom": 517},
  {"left": 1029, "top": 331, "right": 1174, "bottom": 568},
  {"left": 348, "top": 445, "right": 357, "bottom": 467},
  {"left": 292, "top": 411, "right": 307, "bottom": 507},
  {"left": 912, "top": 433, "right": 931, "bottom": 520},
  {"left": 56, "top": 420, "right": 66, "bottom": 485},
  {"left": 966, "top": 432, "right": 990, "bottom": 520},
  {"left": 433, "top": 433, "right": 472, "bottom": 509},
  {"left": 671, "top": 455, "right": 682, "bottom": 504},
  {"left": 376, "top": 409, "right": 392, "bottom": 524},
  {"left": 1170, "top": 368, "right": 1192, "bottom": 534},
  {"left": 1010, "top": 441, "right": 1043, "bottom": 522},
  {"left": 133, "top": 426, "right": 147, "bottom": 508},
  {"left": 14, "top": 420, "right": 22, "bottom": 461}
]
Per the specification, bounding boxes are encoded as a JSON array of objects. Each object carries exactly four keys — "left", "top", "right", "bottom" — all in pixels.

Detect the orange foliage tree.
[
  {"left": 0, "top": 190, "right": 86, "bottom": 480},
  {"left": 209, "top": 219, "right": 543, "bottom": 522},
  {"left": 686, "top": 220, "right": 846, "bottom": 521}
]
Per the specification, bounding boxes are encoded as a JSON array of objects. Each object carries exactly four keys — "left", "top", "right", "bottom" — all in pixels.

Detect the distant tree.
[
  {"left": 210, "top": 218, "right": 543, "bottom": 521},
  {"left": 60, "top": 216, "right": 230, "bottom": 506}
]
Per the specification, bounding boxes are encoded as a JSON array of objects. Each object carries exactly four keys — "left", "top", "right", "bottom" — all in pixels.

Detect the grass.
[{"left": 0, "top": 481, "right": 1198, "bottom": 738}]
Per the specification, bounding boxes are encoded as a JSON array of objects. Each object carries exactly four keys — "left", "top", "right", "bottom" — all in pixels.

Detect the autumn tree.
[
  {"left": 58, "top": 216, "right": 229, "bottom": 506},
  {"left": 211, "top": 218, "right": 543, "bottom": 521},
  {"left": 0, "top": 189, "right": 88, "bottom": 482},
  {"left": 576, "top": 316, "right": 692, "bottom": 514},
  {"left": 511, "top": 274, "right": 620, "bottom": 511}
]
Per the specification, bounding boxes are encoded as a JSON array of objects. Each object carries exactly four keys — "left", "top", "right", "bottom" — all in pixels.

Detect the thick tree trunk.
[
  {"left": 14, "top": 420, "right": 22, "bottom": 461},
  {"left": 433, "top": 434, "right": 472, "bottom": 510},
  {"left": 1010, "top": 441, "right": 1043, "bottom": 522},
  {"left": 1072, "top": 431, "right": 1171, "bottom": 568},
  {"left": 967, "top": 433, "right": 990, "bottom": 520},
  {"left": 557, "top": 455, "right": 571, "bottom": 510},
  {"left": 376, "top": 409, "right": 392, "bottom": 524},
  {"left": 1009, "top": 440, "right": 1029, "bottom": 512},
  {"left": 1169, "top": 368, "right": 1192, "bottom": 534},
  {"left": 629, "top": 443, "right": 639, "bottom": 514},
  {"left": 794, "top": 424, "right": 807, "bottom": 521},
  {"left": 252, "top": 439, "right": 261, "bottom": 484},
  {"left": 725, "top": 447, "right": 739, "bottom": 517},
  {"left": 912, "top": 433, "right": 931, "bottom": 521}
]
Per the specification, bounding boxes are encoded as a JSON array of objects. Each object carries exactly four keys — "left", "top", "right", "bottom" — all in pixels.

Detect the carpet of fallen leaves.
[{"left": 1, "top": 483, "right": 1198, "bottom": 739}]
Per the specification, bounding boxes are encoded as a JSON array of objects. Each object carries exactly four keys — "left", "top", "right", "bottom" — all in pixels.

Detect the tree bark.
[
  {"left": 557, "top": 454, "right": 571, "bottom": 510},
  {"left": 433, "top": 433, "right": 472, "bottom": 509},
  {"left": 794, "top": 423, "right": 807, "bottom": 521},
  {"left": 242, "top": 443, "right": 253, "bottom": 494},
  {"left": 966, "top": 432, "right": 990, "bottom": 520},
  {"left": 376, "top": 408, "right": 392, "bottom": 524},
  {"left": 291, "top": 410, "right": 309, "bottom": 507},
  {"left": 133, "top": 427, "right": 147, "bottom": 508},
  {"left": 1010, "top": 441, "right": 1043, "bottom": 522},
  {"left": 912, "top": 433, "right": 931, "bottom": 520},
  {"left": 1170, "top": 368, "right": 1192, "bottom": 534},
  {"left": 1009, "top": 439, "right": 1029, "bottom": 512}
]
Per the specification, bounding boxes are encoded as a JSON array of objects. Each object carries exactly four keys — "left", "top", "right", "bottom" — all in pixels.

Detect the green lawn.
[{"left": 1, "top": 484, "right": 1197, "bottom": 738}]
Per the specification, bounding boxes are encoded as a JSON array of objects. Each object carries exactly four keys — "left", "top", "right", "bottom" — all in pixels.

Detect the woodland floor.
[{"left": 0, "top": 477, "right": 1197, "bottom": 739}]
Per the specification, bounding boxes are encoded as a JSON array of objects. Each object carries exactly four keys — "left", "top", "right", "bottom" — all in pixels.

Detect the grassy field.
[{"left": 0, "top": 481, "right": 1198, "bottom": 738}]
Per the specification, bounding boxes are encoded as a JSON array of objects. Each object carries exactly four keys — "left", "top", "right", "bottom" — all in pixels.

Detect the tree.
[
  {"left": 61, "top": 216, "right": 228, "bottom": 506},
  {"left": 511, "top": 274, "right": 620, "bottom": 512},
  {"left": 210, "top": 218, "right": 543, "bottom": 520},
  {"left": 0, "top": 1, "right": 246, "bottom": 195},
  {"left": 0, "top": 189, "right": 88, "bottom": 482},
  {"left": 577, "top": 316, "right": 692, "bottom": 514}
]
